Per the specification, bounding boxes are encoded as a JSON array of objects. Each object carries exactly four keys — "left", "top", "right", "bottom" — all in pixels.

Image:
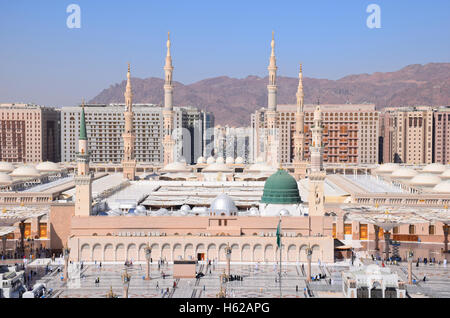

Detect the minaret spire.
[
  {"left": 122, "top": 63, "right": 136, "bottom": 180},
  {"left": 75, "top": 99, "right": 92, "bottom": 216},
  {"left": 308, "top": 103, "right": 326, "bottom": 217},
  {"left": 125, "top": 63, "right": 133, "bottom": 112},
  {"left": 293, "top": 63, "right": 307, "bottom": 179},
  {"left": 265, "top": 31, "right": 279, "bottom": 167},
  {"left": 163, "top": 31, "right": 175, "bottom": 165}
]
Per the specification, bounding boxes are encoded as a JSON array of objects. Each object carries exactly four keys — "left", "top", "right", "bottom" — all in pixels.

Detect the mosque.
[{"left": 1, "top": 33, "right": 449, "bottom": 264}]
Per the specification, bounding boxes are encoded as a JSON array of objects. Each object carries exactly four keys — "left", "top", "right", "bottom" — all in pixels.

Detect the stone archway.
[
  {"left": 115, "top": 244, "right": 125, "bottom": 261},
  {"left": 127, "top": 243, "right": 138, "bottom": 262},
  {"left": 287, "top": 244, "right": 297, "bottom": 262},
  {"left": 231, "top": 244, "right": 239, "bottom": 262},
  {"left": 184, "top": 243, "right": 194, "bottom": 260},
  {"left": 207, "top": 244, "right": 216, "bottom": 261},
  {"left": 104, "top": 244, "right": 114, "bottom": 261},
  {"left": 80, "top": 244, "right": 90, "bottom": 262},
  {"left": 138, "top": 244, "right": 147, "bottom": 261},
  {"left": 241, "top": 244, "right": 251, "bottom": 262},
  {"left": 92, "top": 244, "right": 102, "bottom": 262},
  {"left": 173, "top": 243, "right": 182, "bottom": 261},
  {"left": 264, "top": 244, "right": 275, "bottom": 262},
  {"left": 253, "top": 244, "right": 263, "bottom": 262},
  {"left": 299, "top": 244, "right": 308, "bottom": 262},
  {"left": 161, "top": 243, "right": 171, "bottom": 261}
]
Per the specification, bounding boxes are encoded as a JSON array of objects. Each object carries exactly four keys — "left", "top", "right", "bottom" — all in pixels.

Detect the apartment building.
[
  {"left": 381, "top": 106, "right": 434, "bottom": 164},
  {"left": 251, "top": 104, "right": 379, "bottom": 164},
  {"left": 214, "top": 126, "right": 252, "bottom": 163},
  {"left": 0, "top": 103, "right": 60, "bottom": 163},
  {"left": 61, "top": 103, "right": 211, "bottom": 164},
  {"left": 433, "top": 107, "right": 450, "bottom": 165}
]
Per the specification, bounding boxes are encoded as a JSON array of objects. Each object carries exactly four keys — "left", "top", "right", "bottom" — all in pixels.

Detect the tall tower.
[
  {"left": 163, "top": 31, "right": 175, "bottom": 166},
  {"left": 308, "top": 105, "right": 326, "bottom": 216},
  {"left": 265, "top": 31, "right": 279, "bottom": 167},
  {"left": 293, "top": 64, "right": 307, "bottom": 180},
  {"left": 122, "top": 63, "right": 136, "bottom": 180},
  {"left": 74, "top": 101, "right": 92, "bottom": 217}
]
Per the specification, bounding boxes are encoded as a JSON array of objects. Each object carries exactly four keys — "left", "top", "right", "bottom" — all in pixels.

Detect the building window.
[
  {"left": 409, "top": 225, "right": 415, "bottom": 235},
  {"left": 429, "top": 225, "right": 435, "bottom": 235}
]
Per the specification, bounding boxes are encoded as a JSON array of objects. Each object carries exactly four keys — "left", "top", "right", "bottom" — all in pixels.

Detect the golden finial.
[
  {"left": 81, "top": 98, "right": 85, "bottom": 108},
  {"left": 300, "top": 63, "right": 303, "bottom": 73},
  {"left": 128, "top": 62, "right": 130, "bottom": 73},
  {"left": 279, "top": 163, "right": 283, "bottom": 170},
  {"left": 445, "top": 204, "right": 448, "bottom": 209},
  {"left": 272, "top": 30, "right": 274, "bottom": 40},
  {"left": 168, "top": 31, "right": 170, "bottom": 40},
  {"left": 385, "top": 209, "right": 389, "bottom": 215}
]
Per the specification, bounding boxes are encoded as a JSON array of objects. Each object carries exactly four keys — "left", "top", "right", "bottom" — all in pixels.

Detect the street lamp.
[
  {"left": 63, "top": 245, "right": 70, "bottom": 282},
  {"left": 407, "top": 250, "right": 414, "bottom": 285},
  {"left": 306, "top": 245, "right": 312, "bottom": 283},
  {"left": 106, "top": 286, "right": 117, "bottom": 298},
  {"left": 144, "top": 244, "right": 152, "bottom": 280},
  {"left": 217, "top": 270, "right": 227, "bottom": 298},
  {"left": 122, "top": 269, "right": 131, "bottom": 298},
  {"left": 225, "top": 244, "right": 232, "bottom": 279}
]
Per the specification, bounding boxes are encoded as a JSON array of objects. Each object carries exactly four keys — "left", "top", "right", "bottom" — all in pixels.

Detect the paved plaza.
[{"left": 26, "top": 255, "right": 450, "bottom": 298}]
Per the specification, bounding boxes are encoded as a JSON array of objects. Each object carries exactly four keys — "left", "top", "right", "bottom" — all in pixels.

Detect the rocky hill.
[{"left": 90, "top": 63, "right": 450, "bottom": 126}]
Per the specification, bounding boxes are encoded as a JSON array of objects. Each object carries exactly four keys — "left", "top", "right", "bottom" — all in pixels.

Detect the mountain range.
[{"left": 90, "top": 63, "right": 450, "bottom": 126}]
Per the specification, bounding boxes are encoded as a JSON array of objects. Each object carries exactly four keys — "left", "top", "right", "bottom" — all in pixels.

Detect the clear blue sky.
[{"left": 0, "top": 0, "right": 449, "bottom": 106}]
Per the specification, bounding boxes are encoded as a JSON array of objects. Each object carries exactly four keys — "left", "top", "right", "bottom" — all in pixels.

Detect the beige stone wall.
[
  {"left": 49, "top": 203, "right": 75, "bottom": 250},
  {"left": 67, "top": 235, "right": 334, "bottom": 263}
]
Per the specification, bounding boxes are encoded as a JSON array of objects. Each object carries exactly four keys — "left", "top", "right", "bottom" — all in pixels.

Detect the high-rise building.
[
  {"left": 252, "top": 104, "right": 379, "bottom": 164},
  {"left": 179, "top": 106, "right": 214, "bottom": 164},
  {"left": 0, "top": 103, "right": 60, "bottom": 163},
  {"left": 433, "top": 107, "right": 450, "bottom": 164},
  {"left": 381, "top": 106, "right": 433, "bottom": 164},
  {"left": 61, "top": 104, "right": 209, "bottom": 164},
  {"left": 213, "top": 126, "right": 252, "bottom": 163}
]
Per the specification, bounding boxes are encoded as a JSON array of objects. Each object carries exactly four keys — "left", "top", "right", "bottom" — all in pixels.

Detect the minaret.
[
  {"left": 293, "top": 64, "right": 307, "bottom": 180},
  {"left": 163, "top": 31, "right": 175, "bottom": 166},
  {"left": 74, "top": 100, "right": 92, "bottom": 217},
  {"left": 122, "top": 63, "right": 136, "bottom": 180},
  {"left": 265, "top": 31, "right": 279, "bottom": 167},
  {"left": 308, "top": 104, "right": 326, "bottom": 217}
]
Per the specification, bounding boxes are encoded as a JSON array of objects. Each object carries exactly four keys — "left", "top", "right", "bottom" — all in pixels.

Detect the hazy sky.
[{"left": 0, "top": 0, "right": 449, "bottom": 107}]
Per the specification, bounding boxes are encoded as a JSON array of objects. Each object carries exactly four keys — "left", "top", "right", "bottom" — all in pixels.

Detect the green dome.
[{"left": 260, "top": 169, "right": 302, "bottom": 204}]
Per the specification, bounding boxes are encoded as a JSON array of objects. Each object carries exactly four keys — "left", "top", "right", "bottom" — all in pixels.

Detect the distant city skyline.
[{"left": 0, "top": 0, "right": 449, "bottom": 107}]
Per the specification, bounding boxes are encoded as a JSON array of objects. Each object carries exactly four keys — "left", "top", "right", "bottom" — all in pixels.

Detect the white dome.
[
  {"left": 216, "top": 157, "right": 225, "bottom": 164},
  {"left": 161, "top": 162, "right": 191, "bottom": 173},
  {"left": 249, "top": 207, "right": 259, "bottom": 215},
  {"left": 197, "top": 157, "right": 206, "bottom": 164},
  {"left": 0, "top": 162, "right": 15, "bottom": 173},
  {"left": 136, "top": 205, "right": 147, "bottom": 213},
  {"left": 210, "top": 193, "right": 238, "bottom": 215},
  {"left": 36, "top": 161, "right": 61, "bottom": 172},
  {"left": 180, "top": 204, "right": 191, "bottom": 212},
  {"left": 206, "top": 157, "right": 216, "bottom": 164},
  {"left": 432, "top": 181, "right": 450, "bottom": 193},
  {"left": 377, "top": 163, "right": 399, "bottom": 173},
  {"left": 422, "top": 163, "right": 446, "bottom": 174},
  {"left": 225, "top": 157, "right": 235, "bottom": 164},
  {"left": 441, "top": 169, "right": 450, "bottom": 179},
  {"left": 391, "top": 168, "right": 418, "bottom": 179},
  {"left": 202, "top": 162, "right": 232, "bottom": 172},
  {"left": 279, "top": 209, "right": 290, "bottom": 216},
  {"left": 0, "top": 172, "right": 13, "bottom": 184},
  {"left": 235, "top": 157, "right": 244, "bottom": 164},
  {"left": 10, "top": 165, "right": 41, "bottom": 178},
  {"left": 410, "top": 173, "right": 441, "bottom": 186}
]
